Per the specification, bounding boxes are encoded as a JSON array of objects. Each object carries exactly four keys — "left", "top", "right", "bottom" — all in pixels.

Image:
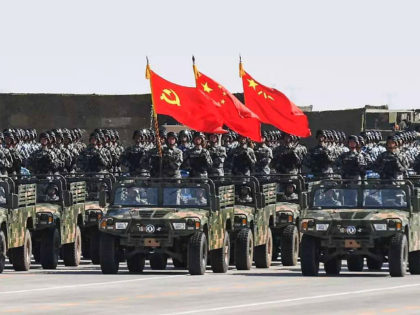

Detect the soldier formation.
[{"left": 0, "top": 127, "right": 418, "bottom": 180}]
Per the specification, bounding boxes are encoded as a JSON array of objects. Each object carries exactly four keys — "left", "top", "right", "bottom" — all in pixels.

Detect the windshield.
[
  {"left": 163, "top": 187, "right": 208, "bottom": 207},
  {"left": 37, "top": 183, "right": 61, "bottom": 203},
  {"left": 313, "top": 188, "right": 358, "bottom": 208},
  {"left": 363, "top": 189, "right": 407, "bottom": 208},
  {"left": 114, "top": 187, "right": 158, "bottom": 206}
]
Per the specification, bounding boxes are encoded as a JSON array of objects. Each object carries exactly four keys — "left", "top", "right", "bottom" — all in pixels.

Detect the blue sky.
[{"left": 1, "top": 0, "right": 419, "bottom": 110}]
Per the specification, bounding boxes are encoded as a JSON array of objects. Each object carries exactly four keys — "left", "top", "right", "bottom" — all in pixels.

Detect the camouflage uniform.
[
  {"left": 183, "top": 145, "right": 212, "bottom": 178},
  {"left": 253, "top": 143, "right": 273, "bottom": 175},
  {"left": 207, "top": 141, "right": 227, "bottom": 177},
  {"left": 229, "top": 139, "right": 256, "bottom": 176}
]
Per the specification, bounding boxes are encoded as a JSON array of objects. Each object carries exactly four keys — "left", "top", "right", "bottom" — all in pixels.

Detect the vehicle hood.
[
  {"left": 106, "top": 207, "right": 208, "bottom": 220},
  {"left": 305, "top": 209, "right": 409, "bottom": 222}
]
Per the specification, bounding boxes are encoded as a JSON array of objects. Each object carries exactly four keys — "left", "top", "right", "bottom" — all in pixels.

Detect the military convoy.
[
  {"left": 300, "top": 178, "right": 420, "bottom": 277},
  {"left": 1, "top": 173, "right": 419, "bottom": 278}
]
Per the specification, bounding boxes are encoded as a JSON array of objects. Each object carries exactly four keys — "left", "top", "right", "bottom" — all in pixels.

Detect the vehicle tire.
[
  {"left": 235, "top": 228, "right": 254, "bottom": 270},
  {"left": 272, "top": 243, "right": 280, "bottom": 261},
  {"left": 254, "top": 228, "right": 273, "bottom": 268},
  {"left": 211, "top": 231, "right": 230, "bottom": 273},
  {"left": 81, "top": 234, "right": 90, "bottom": 259},
  {"left": 10, "top": 229, "right": 32, "bottom": 271},
  {"left": 0, "top": 231, "right": 6, "bottom": 273},
  {"left": 63, "top": 226, "right": 82, "bottom": 267},
  {"left": 347, "top": 256, "right": 364, "bottom": 272},
  {"left": 127, "top": 253, "right": 145, "bottom": 273},
  {"left": 324, "top": 258, "right": 341, "bottom": 275},
  {"left": 150, "top": 253, "right": 168, "bottom": 270},
  {"left": 300, "top": 234, "right": 320, "bottom": 276},
  {"left": 90, "top": 230, "right": 100, "bottom": 264},
  {"left": 367, "top": 257, "right": 383, "bottom": 271},
  {"left": 409, "top": 250, "right": 420, "bottom": 275},
  {"left": 40, "top": 228, "right": 60, "bottom": 269},
  {"left": 281, "top": 225, "right": 299, "bottom": 266},
  {"left": 99, "top": 233, "right": 119, "bottom": 274},
  {"left": 32, "top": 240, "right": 41, "bottom": 263},
  {"left": 172, "top": 258, "right": 186, "bottom": 268},
  {"left": 188, "top": 231, "right": 208, "bottom": 275},
  {"left": 389, "top": 233, "right": 408, "bottom": 277}
]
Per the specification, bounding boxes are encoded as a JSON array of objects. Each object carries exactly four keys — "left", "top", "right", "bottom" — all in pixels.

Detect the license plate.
[
  {"left": 144, "top": 238, "right": 160, "bottom": 247},
  {"left": 344, "top": 239, "right": 361, "bottom": 248}
]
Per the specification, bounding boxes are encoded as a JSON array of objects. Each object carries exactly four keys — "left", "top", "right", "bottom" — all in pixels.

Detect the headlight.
[
  {"left": 278, "top": 212, "right": 293, "bottom": 223},
  {"left": 387, "top": 219, "right": 402, "bottom": 231},
  {"left": 316, "top": 223, "right": 329, "bottom": 231},
  {"left": 115, "top": 222, "right": 128, "bottom": 230},
  {"left": 373, "top": 223, "right": 387, "bottom": 231},
  {"left": 186, "top": 218, "right": 200, "bottom": 230},
  {"left": 100, "top": 218, "right": 114, "bottom": 230},
  {"left": 172, "top": 222, "right": 186, "bottom": 230},
  {"left": 301, "top": 219, "right": 315, "bottom": 231},
  {"left": 234, "top": 215, "right": 247, "bottom": 226}
]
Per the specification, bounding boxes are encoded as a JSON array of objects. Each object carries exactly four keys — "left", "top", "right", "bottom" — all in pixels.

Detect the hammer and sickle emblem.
[{"left": 160, "top": 89, "right": 181, "bottom": 106}]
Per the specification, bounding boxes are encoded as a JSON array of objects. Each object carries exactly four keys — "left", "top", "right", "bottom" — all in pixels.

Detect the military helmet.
[
  {"left": 193, "top": 132, "right": 205, "bottom": 140},
  {"left": 39, "top": 132, "right": 50, "bottom": 141},
  {"left": 166, "top": 131, "right": 178, "bottom": 141}
]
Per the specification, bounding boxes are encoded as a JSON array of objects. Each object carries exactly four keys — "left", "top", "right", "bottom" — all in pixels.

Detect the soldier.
[
  {"left": 77, "top": 132, "right": 111, "bottom": 173},
  {"left": 229, "top": 135, "right": 256, "bottom": 176},
  {"left": 28, "top": 132, "right": 60, "bottom": 175},
  {"left": 121, "top": 130, "right": 149, "bottom": 176},
  {"left": 336, "top": 135, "right": 367, "bottom": 180},
  {"left": 3, "top": 129, "right": 23, "bottom": 175},
  {"left": 182, "top": 132, "right": 212, "bottom": 178},
  {"left": 304, "top": 130, "right": 336, "bottom": 178},
  {"left": 177, "top": 129, "right": 192, "bottom": 154},
  {"left": 272, "top": 133, "right": 306, "bottom": 174},
  {"left": 253, "top": 133, "right": 273, "bottom": 176},
  {"left": 207, "top": 133, "right": 227, "bottom": 177},
  {"left": 374, "top": 135, "right": 408, "bottom": 180},
  {"left": 0, "top": 133, "right": 11, "bottom": 175}
]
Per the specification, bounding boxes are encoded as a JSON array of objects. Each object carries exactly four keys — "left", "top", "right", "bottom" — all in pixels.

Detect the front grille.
[{"left": 137, "top": 210, "right": 170, "bottom": 218}]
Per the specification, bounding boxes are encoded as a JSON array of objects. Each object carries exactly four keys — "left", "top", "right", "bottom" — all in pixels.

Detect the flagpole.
[{"left": 145, "top": 57, "right": 163, "bottom": 177}]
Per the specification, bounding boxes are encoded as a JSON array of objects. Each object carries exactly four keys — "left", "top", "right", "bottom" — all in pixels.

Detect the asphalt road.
[{"left": 1, "top": 260, "right": 420, "bottom": 315}]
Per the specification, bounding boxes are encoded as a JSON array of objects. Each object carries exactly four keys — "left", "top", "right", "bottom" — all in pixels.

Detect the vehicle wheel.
[
  {"left": 127, "top": 253, "right": 145, "bottom": 273},
  {"left": 81, "top": 234, "right": 90, "bottom": 259},
  {"left": 90, "top": 230, "right": 100, "bottom": 264},
  {"left": 40, "top": 228, "right": 60, "bottom": 269},
  {"left": 254, "top": 228, "right": 273, "bottom": 268},
  {"left": 188, "top": 231, "right": 208, "bottom": 275},
  {"left": 150, "top": 253, "right": 168, "bottom": 270},
  {"left": 63, "top": 226, "right": 82, "bottom": 267},
  {"left": 172, "top": 257, "right": 186, "bottom": 268},
  {"left": 10, "top": 229, "right": 32, "bottom": 271},
  {"left": 281, "top": 225, "right": 299, "bottom": 266},
  {"left": 211, "top": 231, "right": 230, "bottom": 273},
  {"left": 367, "top": 257, "right": 383, "bottom": 271},
  {"left": 389, "top": 233, "right": 408, "bottom": 277},
  {"left": 99, "top": 233, "right": 119, "bottom": 274},
  {"left": 347, "top": 256, "right": 364, "bottom": 272},
  {"left": 300, "top": 234, "right": 320, "bottom": 276},
  {"left": 324, "top": 258, "right": 342, "bottom": 275},
  {"left": 409, "top": 250, "right": 420, "bottom": 275},
  {"left": 235, "top": 228, "right": 254, "bottom": 270},
  {"left": 32, "top": 240, "right": 41, "bottom": 263},
  {"left": 0, "top": 231, "right": 6, "bottom": 273}
]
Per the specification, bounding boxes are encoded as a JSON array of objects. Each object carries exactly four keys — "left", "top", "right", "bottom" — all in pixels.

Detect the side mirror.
[
  {"left": 6, "top": 194, "right": 18, "bottom": 209},
  {"left": 258, "top": 193, "right": 266, "bottom": 208},
  {"left": 63, "top": 191, "right": 73, "bottom": 207},
  {"left": 99, "top": 191, "right": 107, "bottom": 208}
]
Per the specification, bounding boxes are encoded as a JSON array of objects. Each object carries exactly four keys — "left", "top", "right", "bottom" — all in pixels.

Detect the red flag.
[
  {"left": 194, "top": 68, "right": 262, "bottom": 142},
  {"left": 240, "top": 68, "right": 311, "bottom": 138},
  {"left": 147, "top": 67, "right": 225, "bottom": 134}
]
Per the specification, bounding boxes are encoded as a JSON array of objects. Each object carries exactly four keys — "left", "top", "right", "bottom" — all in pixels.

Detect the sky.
[{"left": 1, "top": 0, "right": 420, "bottom": 111}]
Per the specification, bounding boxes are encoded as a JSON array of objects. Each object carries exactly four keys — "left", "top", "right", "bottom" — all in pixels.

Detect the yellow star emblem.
[
  {"left": 248, "top": 79, "right": 258, "bottom": 90},
  {"left": 202, "top": 82, "right": 213, "bottom": 93},
  {"left": 220, "top": 99, "right": 225, "bottom": 104}
]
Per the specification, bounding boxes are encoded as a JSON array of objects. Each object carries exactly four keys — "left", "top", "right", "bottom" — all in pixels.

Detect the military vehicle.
[
  {"left": 300, "top": 179, "right": 420, "bottom": 277},
  {"left": 17, "top": 175, "right": 87, "bottom": 268},
  {"left": 66, "top": 173, "right": 116, "bottom": 264},
  {"left": 216, "top": 176, "right": 275, "bottom": 270},
  {"left": 98, "top": 177, "right": 235, "bottom": 275},
  {"left": 260, "top": 174, "right": 308, "bottom": 266},
  {"left": 0, "top": 177, "right": 37, "bottom": 272}
]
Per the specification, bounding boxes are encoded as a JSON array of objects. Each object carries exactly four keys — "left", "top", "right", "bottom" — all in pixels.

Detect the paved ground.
[{"left": 1, "top": 260, "right": 420, "bottom": 315}]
